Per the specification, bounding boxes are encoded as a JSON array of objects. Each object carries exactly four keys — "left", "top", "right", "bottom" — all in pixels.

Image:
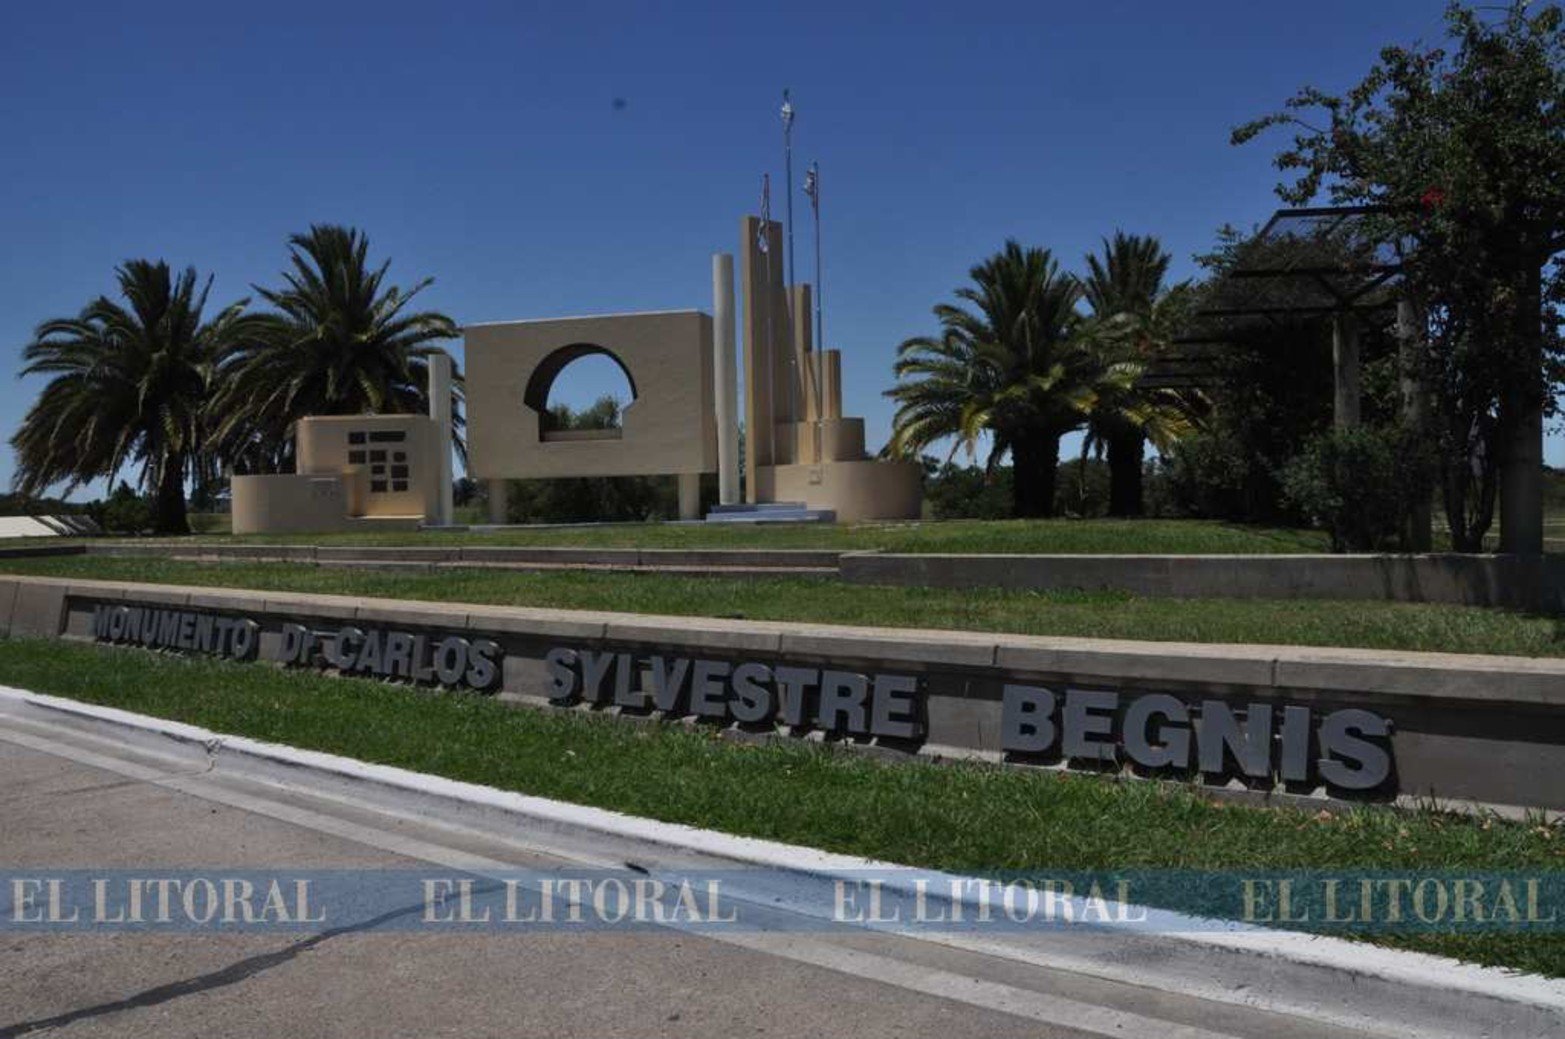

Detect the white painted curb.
[{"left": 1, "top": 684, "right": 1561, "bottom": 1039}]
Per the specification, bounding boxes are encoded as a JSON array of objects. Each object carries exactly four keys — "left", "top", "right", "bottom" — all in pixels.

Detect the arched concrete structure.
[
  {"left": 523, "top": 343, "right": 640, "bottom": 440},
  {"left": 465, "top": 311, "right": 716, "bottom": 518}
]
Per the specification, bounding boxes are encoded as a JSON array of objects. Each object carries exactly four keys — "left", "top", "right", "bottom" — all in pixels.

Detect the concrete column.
[
  {"left": 741, "top": 216, "right": 781, "bottom": 500},
  {"left": 822, "top": 350, "right": 842, "bottom": 420},
  {"left": 486, "top": 478, "right": 508, "bottom": 525},
  {"left": 712, "top": 254, "right": 740, "bottom": 506},
  {"left": 677, "top": 472, "right": 701, "bottom": 520},
  {"left": 1332, "top": 311, "right": 1361, "bottom": 430},
  {"left": 1397, "top": 300, "right": 1433, "bottom": 551},
  {"left": 427, "top": 351, "right": 455, "bottom": 526}
]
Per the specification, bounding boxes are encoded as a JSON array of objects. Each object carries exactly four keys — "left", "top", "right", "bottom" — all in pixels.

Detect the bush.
[
  {"left": 1282, "top": 426, "right": 1435, "bottom": 552},
  {"left": 1054, "top": 458, "right": 1111, "bottom": 518},
  {"left": 924, "top": 463, "right": 1014, "bottom": 520},
  {"left": 1164, "top": 431, "right": 1263, "bottom": 521},
  {"left": 97, "top": 482, "right": 152, "bottom": 535}
]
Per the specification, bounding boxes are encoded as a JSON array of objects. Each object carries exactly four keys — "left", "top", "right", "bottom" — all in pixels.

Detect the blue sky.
[{"left": 2, "top": 0, "right": 1556, "bottom": 498}]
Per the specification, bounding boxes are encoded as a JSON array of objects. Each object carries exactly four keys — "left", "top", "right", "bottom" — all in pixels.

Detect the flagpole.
[
  {"left": 780, "top": 89, "right": 799, "bottom": 438},
  {"left": 809, "top": 162, "right": 823, "bottom": 368},
  {"left": 805, "top": 162, "right": 825, "bottom": 464},
  {"left": 759, "top": 174, "right": 776, "bottom": 468},
  {"left": 782, "top": 89, "right": 796, "bottom": 292}
]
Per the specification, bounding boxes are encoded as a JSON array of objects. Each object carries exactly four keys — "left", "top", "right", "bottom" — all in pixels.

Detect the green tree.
[
  {"left": 1076, "top": 232, "right": 1202, "bottom": 516},
  {"left": 1234, "top": 1, "right": 1565, "bottom": 552},
  {"left": 213, "top": 224, "right": 462, "bottom": 473},
  {"left": 886, "top": 241, "right": 1096, "bottom": 517},
  {"left": 11, "top": 261, "right": 254, "bottom": 534}
]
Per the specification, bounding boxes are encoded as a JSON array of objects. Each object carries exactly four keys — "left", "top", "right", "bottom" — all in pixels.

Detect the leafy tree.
[
  {"left": 886, "top": 241, "right": 1099, "bottom": 516},
  {"left": 1234, "top": 1, "right": 1565, "bottom": 552},
  {"left": 505, "top": 396, "right": 694, "bottom": 522},
  {"left": 11, "top": 261, "right": 254, "bottom": 534},
  {"left": 213, "top": 225, "right": 463, "bottom": 474},
  {"left": 1076, "top": 232, "right": 1202, "bottom": 516}
]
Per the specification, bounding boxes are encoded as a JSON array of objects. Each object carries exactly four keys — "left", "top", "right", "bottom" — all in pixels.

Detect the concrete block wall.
[
  {"left": 3, "top": 573, "right": 1565, "bottom": 815},
  {"left": 839, "top": 552, "right": 1565, "bottom": 612}
]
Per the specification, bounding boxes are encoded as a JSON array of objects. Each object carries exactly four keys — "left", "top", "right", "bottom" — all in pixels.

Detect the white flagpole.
[
  {"left": 759, "top": 174, "right": 776, "bottom": 466},
  {"left": 805, "top": 162, "right": 825, "bottom": 462}
]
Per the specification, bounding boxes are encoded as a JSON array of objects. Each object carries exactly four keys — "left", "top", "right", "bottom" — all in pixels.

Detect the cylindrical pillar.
[
  {"left": 1332, "top": 311, "right": 1361, "bottom": 430},
  {"left": 486, "top": 478, "right": 508, "bottom": 525},
  {"left": 713, "top": 254, "right": 740, "bottom": 505},
  {"left": 677, "top": 472, "right": 701, "bottom": 521},
  {"left": 427, "top": 351, "right": 455, "bottom": 526}
]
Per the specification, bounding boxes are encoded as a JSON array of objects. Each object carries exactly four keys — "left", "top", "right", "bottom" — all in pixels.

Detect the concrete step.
[
  {"left": 707, "top": 502, "right": 811, "bottom": 514},
  {"left": 705, "top": 503, "right": 836, "bottom": 524}
]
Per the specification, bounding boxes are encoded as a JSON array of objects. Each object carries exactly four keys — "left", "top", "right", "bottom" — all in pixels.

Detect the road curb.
[{"left": 1, "top": 684, "right": 1561, "bottom": 1039}]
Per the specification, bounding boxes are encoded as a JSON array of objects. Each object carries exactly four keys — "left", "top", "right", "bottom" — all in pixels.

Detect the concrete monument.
[{"left": 232, "top": 210, "right": 921, "bottom": 532}]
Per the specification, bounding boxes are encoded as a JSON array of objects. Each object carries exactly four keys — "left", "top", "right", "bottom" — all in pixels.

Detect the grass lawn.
[
  {"left": 3, "top": 555, "right": 1562, "bottom": 657},
  {"left": 0, "top": 636, "right": 1558, "bottom": 975},
  {"left": 125, "top": 518, "right": 1334, "bottom": 555}
]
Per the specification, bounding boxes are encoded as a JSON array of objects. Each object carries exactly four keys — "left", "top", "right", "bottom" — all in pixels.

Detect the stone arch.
[{"left": 522, "top": 343, "right": 639, "bottom": 441}]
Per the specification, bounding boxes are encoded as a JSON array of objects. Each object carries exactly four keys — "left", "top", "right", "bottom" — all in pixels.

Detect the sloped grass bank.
[
  {"left": 2, "top": 554, "right": 1562, "bottom": 657},
  {"left": 1, "top": 637, "right": 1561, "bottom": 975}
]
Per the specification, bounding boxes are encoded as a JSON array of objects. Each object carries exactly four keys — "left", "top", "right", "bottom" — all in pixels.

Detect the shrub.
[
  {"left": 924, "top": 463, "right": 1014, "bottom": 520},
  {"left": 1164, "top": 431, "right": 1261, "bottom": 521},
  {"left": 97, "top": 482, "right": 153, "bottom": 535},
  {"left": 1282, "top": 426, "right": 1435, "bottom": 552}
]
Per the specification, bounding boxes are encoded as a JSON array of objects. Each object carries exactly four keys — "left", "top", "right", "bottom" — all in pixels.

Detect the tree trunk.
[
  {"left": 1010, "top": 431, "right": 1060, "bottom": 518},
  {"left": 152, "top": 456, "right": 190, "bottom": 535},
  {"left": 1498, "top": 268, "right": 1545, "bottom": 555},
  {"left": 1106, "top": 427, "right": 1145, "bottom": 518}
]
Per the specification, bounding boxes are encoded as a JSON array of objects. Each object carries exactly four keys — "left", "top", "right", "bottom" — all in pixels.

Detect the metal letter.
[
  {"left": 817, "top": 670, "right": 869, "bottom": 734},
  {"left": 1062, "top": 689, "right": 1119, "bottom": 763},
  {"left": 1196, "top": 702, "right": 1273, "bottom": 779},
  {"left": 690, "top": 660, "right": 731, "bottom": 719},
  {"left": 1122, "top": 694, "right": 1190, "bottom": 769},
  {"left": 1000, "top": 685, "right": 1057, "bottom": 754},
  {"left": 544, "top": 647, "right": 580, "bottom": 701},
  {"left": 772, "top": 667, "right": 819, "bottom": 728},
  {"left": 729, "top": 662, "right": 775, "bottom": 723},
  {"left": 1317, "top": 709, "right": 1392, "bottom": 791},
  {"left": 870, "top": 674, "right": 920, "bottom": 740}
]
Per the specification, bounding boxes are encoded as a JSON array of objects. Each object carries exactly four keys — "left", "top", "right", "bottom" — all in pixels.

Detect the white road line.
[{"left": 0, "top": 720, "right": 1258, "bottom": 1039}]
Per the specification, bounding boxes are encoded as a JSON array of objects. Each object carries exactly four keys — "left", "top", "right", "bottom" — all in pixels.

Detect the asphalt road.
[{"left": 0, "top": 716, "right": 1385, "bottom": 1039}]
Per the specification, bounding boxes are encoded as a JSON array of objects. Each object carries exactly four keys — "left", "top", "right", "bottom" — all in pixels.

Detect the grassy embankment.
[
  {"left": 136, "top": 517, "right": 1335, "bottom": 554},
  {"left": 0, "top": 636, "right": 1559, "bottom": 975},
  {"left": 1, "top": 554, "right": 1561, "bottom": 656}
]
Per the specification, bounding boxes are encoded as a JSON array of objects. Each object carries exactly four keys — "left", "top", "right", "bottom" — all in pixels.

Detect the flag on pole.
[
  {"left": 803, "top": 162, "right": 819, "bottom": 213},
  {"left": 758, "top": 173, "right": 771, "bottom": 253},
  {"left": 781, "top": 88, "right": 794, "bottom": 130}
]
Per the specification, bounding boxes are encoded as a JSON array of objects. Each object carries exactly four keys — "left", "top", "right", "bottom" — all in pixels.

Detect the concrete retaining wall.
[
  {"left": 86, "top": 543, "right": 843, "bottom": 571},
  {"left": 4, "top": 573, "right": 1565, "bottom": 815},
  {"left": 840, "top": 552, "right": 1565, "bottom": 611},
  {"left": 65, "top": 542, "right": 1565, "bottom": 609}
]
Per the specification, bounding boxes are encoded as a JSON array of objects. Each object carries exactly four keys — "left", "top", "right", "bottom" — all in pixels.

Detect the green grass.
[
  {"left": 4, "top": 555, "right": 1563, "bottom": 657},
  {"left": 117, "top": 518, "right": 1334, "bottom": 554},
  {"left": 0, "top": 636, "right": 1559, "bottom": 974}
]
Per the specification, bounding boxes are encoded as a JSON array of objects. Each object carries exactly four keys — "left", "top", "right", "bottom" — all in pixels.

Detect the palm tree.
[
  {"left": 212, "top": 225, "right": 461, "bottom": 473},
  {"left": 886, "top": 241, "right": 1099, "bottom": 517},
  {"left": 1078, "top": 233, "right": 1201, "bottom": 516},
  {"left": 11, "top": 261, "right": 255, "bottom": 534}
]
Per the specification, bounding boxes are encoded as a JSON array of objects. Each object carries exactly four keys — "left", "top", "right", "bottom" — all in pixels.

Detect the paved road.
[{"left": 0, "top": 715, "right": 1381, "bottom": 1039}]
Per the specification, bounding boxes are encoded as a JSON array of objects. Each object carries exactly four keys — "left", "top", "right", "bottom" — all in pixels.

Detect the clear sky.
[{"left": 2, "top": 0, "right": 1556, "bottom": 499}]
